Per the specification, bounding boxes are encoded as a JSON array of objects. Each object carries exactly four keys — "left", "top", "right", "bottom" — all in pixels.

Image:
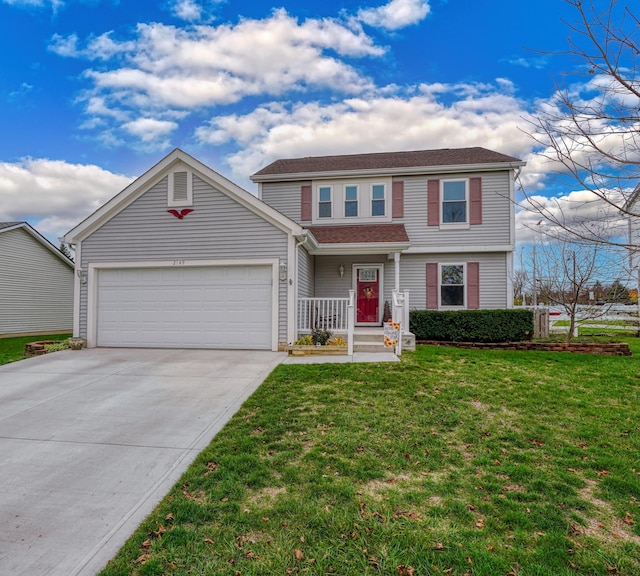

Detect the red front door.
[{"left": 356, "top": 267, "right": 380, "bottom": 324}]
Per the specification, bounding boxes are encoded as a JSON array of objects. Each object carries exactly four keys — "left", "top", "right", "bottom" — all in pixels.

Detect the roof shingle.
[
  {"left": 307, "top": 224, "right": 409, "bottom": 245},
  {"left": 252, "top": 147, "right": 523, "bottom": 179}
]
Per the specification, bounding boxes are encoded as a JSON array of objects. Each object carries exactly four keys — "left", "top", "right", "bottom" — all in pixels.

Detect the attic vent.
[
  {"left": 173, "top": 172, "right": 188, "bottom": 202},
  {"left": 168, "top": 170, "right": 193, "bottom": 207}
]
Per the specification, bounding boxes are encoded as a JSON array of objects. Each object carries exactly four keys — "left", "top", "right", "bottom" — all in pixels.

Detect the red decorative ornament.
[{"left": 167, "top": 208, "right": 194, "bottom": 220}]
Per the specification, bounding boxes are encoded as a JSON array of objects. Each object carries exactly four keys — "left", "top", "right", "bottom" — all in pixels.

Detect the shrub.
[
  {"left": 409, "top": 309, "right": 533, "bottom": 342},
  {"left": 311, "top": 328, "right": 332, "bottom": 345},
  {"left": 44, "top": 341, "right": 70, "bottom": 353}
]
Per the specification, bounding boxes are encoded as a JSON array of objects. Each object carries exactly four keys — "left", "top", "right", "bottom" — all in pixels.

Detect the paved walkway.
[{"left": 0, "top": 348, "right": 284, "bottom": 576}]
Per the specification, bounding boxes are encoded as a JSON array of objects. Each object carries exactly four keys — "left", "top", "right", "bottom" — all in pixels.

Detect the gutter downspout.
[{"left": 294, "top": 232, "right": 310, "bottom": 343}]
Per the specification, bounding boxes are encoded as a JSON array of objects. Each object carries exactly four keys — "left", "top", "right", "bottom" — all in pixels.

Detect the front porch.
[{"left": 295, "top": 290, "right": 411, "bottom": 355}]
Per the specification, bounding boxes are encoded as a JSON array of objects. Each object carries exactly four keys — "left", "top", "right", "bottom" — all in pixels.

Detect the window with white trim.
[
  {"left": 440, "top": 264, "right": 465, "bottom": 307},
  {"left": 371, "top": 184, "right": 386, "bottom": 216},
  {"left": 318, "top": 186, "right": 332, "bottom": 218},
  {"left": 344, "top": 185, "right": 358, "bottom": 217},
  {"left": 441, "top": 179, "right": 467, "bottom": 224},
  {"left": 168, "top": 170, "right": 193, "bottom": 207}
]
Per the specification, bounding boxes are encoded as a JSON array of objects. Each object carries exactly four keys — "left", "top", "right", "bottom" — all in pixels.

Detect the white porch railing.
[
  {"left": 297, "top": 297, "right": 350, "bottom": 332},
  {"left": 392, "top": 289, "right": 410, "bottom": 355}
]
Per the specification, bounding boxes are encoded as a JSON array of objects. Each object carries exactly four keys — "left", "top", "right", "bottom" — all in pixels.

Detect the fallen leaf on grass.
[
  {"left": 165, "top": 512, "right": 174, "bottom": 522},
  {"left": 134, "top": 554, "right": 150, "bottom": 565},
  {"left": 204, "top": 538, "right": 215, "bottom": 545},
  {"left": 532, "top": 439, "right": 545, "bottom": 446},
  {"left": 434, "top": 542, "right": 445, "bottom": 550},
  {"left": 476, "top": 518, "right": 485, "bottom": 528},
  {"left": 294, "top": 549, "right": 304, "bottom": 561},
  {"left": 369, "top": 557, "right": 380, "bottom": 568},
  {"left": 397, "top": 566, "right": 415, "bottom": 575},
  {"left": 623, "top": 512, "right": 635, "bottom": 525},
  {"left": 205, "top": 461, "right": 218, "bottom": 475},
  {"left": 607, "top": 567, "right": 617, "bottom": 574},
  {"left": 141, "top": 539, "right": 152, "bottom": 551},
  {"left": 596, "top": 469, "right": 610, "bottom": 477}
]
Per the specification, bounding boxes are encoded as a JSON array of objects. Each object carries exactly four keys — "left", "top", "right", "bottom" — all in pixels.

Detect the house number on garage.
[{"left": 172, "top": 260, "right": 186, "bottom": 266}]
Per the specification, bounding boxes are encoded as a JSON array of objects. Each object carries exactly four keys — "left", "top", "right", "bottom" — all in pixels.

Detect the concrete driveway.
[{"left": 0, "top": 347, "right": 284, "bottom": 576}]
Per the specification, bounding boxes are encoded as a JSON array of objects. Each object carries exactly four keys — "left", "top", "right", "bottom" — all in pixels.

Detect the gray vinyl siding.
[
  {"left": 0, "top": 228, "right": 73, "bottom": 335},
  {"left": 261, "top": 181, "right": 309, "bottom": 225},
  {"left": 398, "top": 171, "right": 513, "bottom": 246},
  {"left": 314, "top": 254, "right": 390, "bottom": 299},
  {"left": 79, "top": 175, "right": 289, "bottom": 342},
  {"left": 297, "top": 246, "right": 314, "bottom": 298},
  {"left": 399, "top": 252, "right": 509, "bottom": 310}
]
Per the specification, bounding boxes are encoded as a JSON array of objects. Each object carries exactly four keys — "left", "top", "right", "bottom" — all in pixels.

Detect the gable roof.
[
  {"left": 64, "top": 148, "right": 303, "bottom": 244},
  {"left": 307, "top": 224, "right": 409, "bottom": 244},
  {"left": 252, "top": 147, "right": 526, "bottom": 182},
  {"left": 0, "top": 222, "right": 74, "bottom": 268},
  {"left": 303, "top": 223, "right": 410, "bottom": 255}
]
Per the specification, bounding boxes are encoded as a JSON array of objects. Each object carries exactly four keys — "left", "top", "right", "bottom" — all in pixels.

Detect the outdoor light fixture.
[
  {"left": 279, "top": 263, "right": 287, "bottom": 281},
  {"left": 76, "top": 269, "right": 87, "bottom": 284},
  {"left": 339, "top": 264, "right": 345, "bottom": 278}
]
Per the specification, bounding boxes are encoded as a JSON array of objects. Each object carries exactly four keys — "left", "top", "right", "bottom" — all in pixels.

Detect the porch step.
[{"left": 353, "top": 329, "right": 392, "bottom": 354}]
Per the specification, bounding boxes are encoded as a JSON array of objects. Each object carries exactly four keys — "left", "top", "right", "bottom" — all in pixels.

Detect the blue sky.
[{"left": 0, "top": 0, "right": 626, "bottom": 244}]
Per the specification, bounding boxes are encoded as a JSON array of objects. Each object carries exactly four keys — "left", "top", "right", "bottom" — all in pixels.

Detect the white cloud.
[
  {"left": 0, "top": 158, "right": 132, "bottom": 241},
  {"left": 122, "top": 117, "right": 178, "bottom": 148},
  {"left": 195, "top": 80, "right": 533, "bottom": 179},
  {"left": 172, "top": 0, "right": 202, "bottom": 21},
  {"left": 51, "top": 8, "right": 383, "bottom": 148},
  {"left": 358, "top": 0, "right": 430, "bottom": 30},
  {"left": 516, "top": 188, "right": 629, "bottom": 244},
  {"left": 1, "top": 0, "right": 62, "bottom": 9}
]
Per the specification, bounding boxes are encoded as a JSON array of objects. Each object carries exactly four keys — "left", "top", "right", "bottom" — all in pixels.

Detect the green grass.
[
  {"left": 101, "top": 343, "right": 640, "bottom": 576},
  {"left": 0, "top": 334, "right": 71, "bottom": 366}
]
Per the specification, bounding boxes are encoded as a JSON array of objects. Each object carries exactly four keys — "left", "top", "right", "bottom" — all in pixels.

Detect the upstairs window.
[
  {"left": 442, "top": 180, "right": 467, "bottom": 223},
  {"left": 441, "top": 264, "right": 465, "bottom": 307},
  {"left": 345, "top": 185, "right": 358, "bottom": 217},
  {"left": 318, "top": 186, "right": 332, "bottom": 218},
  {"left": 168, "top": 170, "right": 193, "bottom": 207},
  {"left": 371, "top": 184, "right": 385, "bottom": 216}
]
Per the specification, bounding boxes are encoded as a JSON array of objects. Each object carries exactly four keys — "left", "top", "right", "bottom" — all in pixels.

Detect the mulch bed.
[{"left": 417, "top": 340, "right": 631, "bottom": 356}]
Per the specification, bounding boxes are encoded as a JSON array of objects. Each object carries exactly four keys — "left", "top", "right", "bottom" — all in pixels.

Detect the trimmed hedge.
[{"left": 409, "top": 309, "right": 534, "bottom": 343}]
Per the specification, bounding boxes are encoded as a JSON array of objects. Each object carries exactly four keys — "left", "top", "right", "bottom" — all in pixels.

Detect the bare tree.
[
  {"left": 522, "top": 0, "right": 640, "bottom": 247},
  {"left": 531, "top": 234, "right": 626, "bottom": 339}
]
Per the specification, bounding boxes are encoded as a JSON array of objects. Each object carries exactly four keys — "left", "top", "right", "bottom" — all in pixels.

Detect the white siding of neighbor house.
[
  {"left": 79, "top": 175, "right": 290, "bottom": 343},
  {"left": 297, "top": 246, "right": 314, "bottom": 298},
  {"left": 0, "top": 228, "right": 73, "bottom": 335},
  {"left": 399, "top": 252, "right": 509, "bottom": 309},
  {"left": 261, "top": 181, "right": 309, "bottom": 224}
]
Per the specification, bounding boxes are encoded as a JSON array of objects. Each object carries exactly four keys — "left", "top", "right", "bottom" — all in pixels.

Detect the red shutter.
[
  {"left": 301, "top": 185, "right": 312, "bottom": 221},
  {"left": 469, "top": 177, "right": 482, "bottom": 225},
  {"left": 427, "top": 179, "right": 440, "bottom": 226},
  {"left": 467, "top": 262, "right": 480, "bottom": 309},
  {"left": 392, "top": 181, "right": 404, "bottom": 218},
  {"left": 426, "top": 262, "right": 438, "bottom": 309}
]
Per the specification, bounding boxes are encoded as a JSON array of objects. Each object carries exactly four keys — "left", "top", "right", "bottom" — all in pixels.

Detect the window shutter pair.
[
  {"left": 425, "top": 262, "right": 480, "bottom": 309},
  {"left": 427, "top": 177, "right": 482, "bottom": 225},
  {"left": 301, "top": 182, "right": 405, "bottom": 220}
]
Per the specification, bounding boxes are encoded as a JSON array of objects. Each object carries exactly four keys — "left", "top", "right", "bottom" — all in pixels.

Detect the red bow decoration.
[{"left": 167, "top": 208, "right": 194, "bottom": 220}]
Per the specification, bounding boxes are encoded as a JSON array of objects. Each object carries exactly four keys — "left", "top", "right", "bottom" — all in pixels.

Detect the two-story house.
[{"left": 64, "top": 147, "right": 525, "bottom": 352}]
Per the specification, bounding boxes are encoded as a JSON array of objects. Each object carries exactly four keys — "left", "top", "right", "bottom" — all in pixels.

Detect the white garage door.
[{"left": 96, "top": 266, "right": 273, "bottom": 349}]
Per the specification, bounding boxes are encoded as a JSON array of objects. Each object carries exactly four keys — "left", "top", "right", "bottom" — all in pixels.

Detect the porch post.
[
  {"left": 394, "top": 252, "right": 400, "bottom": 292},
  {"left": 347, "top": 289, "right": 355, "bottom": 356}
]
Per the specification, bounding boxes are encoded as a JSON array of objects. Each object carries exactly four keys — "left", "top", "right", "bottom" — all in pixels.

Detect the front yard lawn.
[
  {"left": 102, "top": 343, "right": 640, "bottom": 576},
  {"left": 0, "top": 333, "right": 71, "bottom": 366}
]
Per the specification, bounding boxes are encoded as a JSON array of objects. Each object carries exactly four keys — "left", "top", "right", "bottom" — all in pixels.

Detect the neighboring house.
[
  {"left": 0, "top": 222, "right": 74, "bottom": 337},
  {"left": 63, "top": 147, "right": 524, "bottom": 351}
]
